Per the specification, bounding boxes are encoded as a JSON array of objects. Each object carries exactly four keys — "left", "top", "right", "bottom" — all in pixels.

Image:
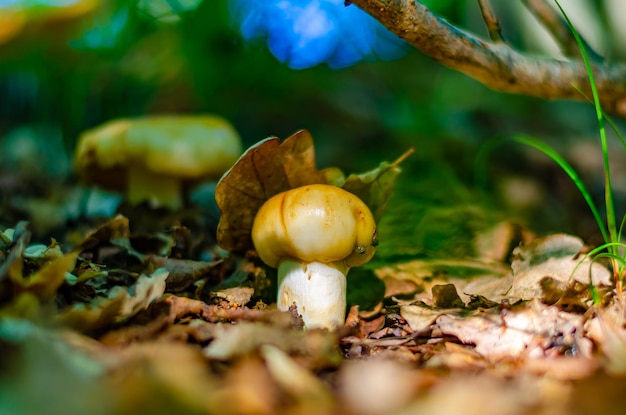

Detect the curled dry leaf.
[
  {"left": 508, "top": 234, "right": 612, "bottom": 301},
  {"left": 435, "top": 300, "right": 593, "bottom": 361},
  {"left": 145, "top": 255, "right": 222, "bottom": 292},
  {"left": 340, "top": 148, "right": 413, "bottom": 222},
  {"left": 209, "top": 286, "right": 255, "bottom": 307},
  {"left": 336, "top": 358, "right": 423, "bottom": 415},
  {"left": 203, "top": 321, "right": 343, "bottom": 370},
  {"left": 56, "top": 268, "right": 168, "bottom": 332},
  {"left": 215, "top": 130, "right": 333, "bottom": 252},
  {"left": 76, "top": 215, "right": 134, "bottom": 251},
  {"left": 215, "top": 129, "right": 408, "bottom": 253},
  {"left": 0, "top": 222, "right": 78, "bottom": 316},
  {"left": 260, "top": 344, "right": 334, "bottom": 405}
]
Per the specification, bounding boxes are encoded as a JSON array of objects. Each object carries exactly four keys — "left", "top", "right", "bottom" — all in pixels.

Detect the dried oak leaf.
[
  {"left": 145, "top": 255, "right": 222, "bottom": 292},
  {"left": 74, "top": 214, "right": 144, "bottom": 264},
  {"left": 508, "top": 234, "right": 612, "bottom": 301},
  {"left": 216, "top": 129, "right": 409, "bottom": 254},
  {"left": 56, "top": 268, "right": 168, "bottom": 332},
  {"left": 434, "top": 299, "right": 593, "bottom": 361},
  {"left": 340, "top": 148, "right": 413, "bottom": 222},
  {"left": 215, "top": 130, "right": 335, "bottom": 252}
]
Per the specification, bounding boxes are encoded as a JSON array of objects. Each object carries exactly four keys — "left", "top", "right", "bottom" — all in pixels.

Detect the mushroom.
[
  {"left": 251, "top": 184, "right": 378, "bottom": 330},
  {"left": 75, "top": 115, "right": 242, "bottom": 210}
]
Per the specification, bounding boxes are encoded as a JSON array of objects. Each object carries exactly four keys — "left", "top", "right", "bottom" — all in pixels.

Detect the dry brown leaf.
[
  {"left": 145, "top": 255, "right": 222, "bottom": 292},
  {"left": 508, "top": 234, "right": 611, "bottom": 301},
  {"left": 156, "top": 294, "right": 300, "bottom": 327},
  {"left": 209, "top": 355, "right": 279, "bottom": 415},
  {"left": 215, "top": 130, "right": 335, "bottom": 252},
  {"left": 336, "top": 358, "right": 423, "bottom": 415},
  {"left": 585, "top": 299, "right": 626, "bottom": 374},
  {"left": 209, "top": 286, "right": 255, "bottom": 307},
  {"left": 432, "top": 283, "right": 465, "bottom": 308},
  {"left": 435, "top": 300, "right": 592, "bottom": 361},
  {"left": 56, "top": 268, "right": 168, "bottom": 332},
  {"left": 107, "top": 340, "right": 218, "bottom": 414},
  {"left": 203, "top": 321, "right": 342, "bottom": 370},
  {"left": 23, "top": 250, "right": 79, "bottom": 300},
  {"left": 400, "top": 304, "right": 445, "bottom": 333},
  {"left": 397, "top": 373, "right": 564, "bottom": 415},
  {"left": 462, "top": 273, "right": 514, "bottom": 303},
  {"left": 424, "top": 341, "right": 488, "bottom": 371},
  {"left": 261, "top": 344, "right": 334, "bottom": 405}
]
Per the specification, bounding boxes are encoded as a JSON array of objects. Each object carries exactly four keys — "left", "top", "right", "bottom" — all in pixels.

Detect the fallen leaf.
[
  {"left": 22, "top": 250, "right": 79, "bottom": 300},
  {"left": 508, "top": 234, "right": 611, "bottom": 301},
  {"left": 432, "top": 284, "right": 465, "bottom": 309},
  {"left": 209, "top": 355, "right": 278, "bottom": 415},
  {"left": 215, "top": 130, "right": 407, "bottom": 254},
  {"left": 203, "top": 321, "right": 342, "bottom": 370},
  {"left": 400, "top": 304, "right": 444, "bottom": 333},
  {"left": 145, "top": 255, "right": 222, "bottom": 292},
  {"left": 209, "top": 286, "right": 254, "bottom": 307},
  {"left": 340, "top": 149, "right": 413, "bottom": 221},
  {"left": 585, "top": 298, "right": 626, "bottom": 374},
  {"left": 75, "top": 215, "right": 143, "bottom": 261},
  {"left": 435, "top": 300, "right": 592, "bottom": 361},
  {"left": 216, "top": 130, "right": 332, "bottom": 252},
  {"left": 108, "top": 340, "right": 218, "bottom": 414},
  {"left": 56, "top": 268, "right": 168, "bottom": 332},
  {"left": 336, "top": 358, "right": 422, "bottom": 415},
  {"left": 261, "top": 344, "right": 334, "bottom": 405}
]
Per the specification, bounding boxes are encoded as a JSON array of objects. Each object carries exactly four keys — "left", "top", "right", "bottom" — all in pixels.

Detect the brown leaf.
[
  {"left": 215, "top": 130, "right": 336, "bottom": 253},
  {"left": 336, "top": 358, "right": 422, "bottom": 415},
  {"left": 56, "top": 268, "right": 168, "bottom": 332},
  {"left": 209, "top": 286, "right": 255, "bottom": 307},
  {"left": 340, "top": 149, "right": 413, "bottom": 221},
  {"left": 24, "top": 250, "right": 79, "bottom": 300},
  {"left": 260, "top": 344, "right": 334, "bottom": 405},
  {"left": 155, "top": 294, "right": 300, "bottom": 327},
  {"left": 432, "top": 284, "right": 465, "bottom": 309},
  {"left": 435, "top": 300, "right": 593, "bottom": 361},
  {"left": 210, "top": 355, "right": 279, "bottom": 415},
  {"left": 145, "top": 255, "right": 222, "bottom": 292},
  {"left": 508, "top": 234, "right": 612, "bottom": 301},
  {"left": 203, "top": 321, "right": 343, "bottom": 370}
]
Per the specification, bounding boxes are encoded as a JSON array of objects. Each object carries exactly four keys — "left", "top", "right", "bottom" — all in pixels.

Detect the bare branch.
[
  {"left": 350, "top": 0, "right": 626, "bottom": 117},
  {"left": 522, "top": 0, "right": 602, "bottom": 62},
  {"left": 477, "top": 0, "right": 503, "bottom": 43}
]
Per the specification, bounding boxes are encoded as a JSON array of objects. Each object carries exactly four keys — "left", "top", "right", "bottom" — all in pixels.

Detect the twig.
[
  {"left": 522, "top": 0, "right": 603, "bottom": 62},
  {"left": 350, "top": 0, "right": 626, "bottom": 117},
  {"left": 477, "top": 0, "right": 503, "bottom": 43}
]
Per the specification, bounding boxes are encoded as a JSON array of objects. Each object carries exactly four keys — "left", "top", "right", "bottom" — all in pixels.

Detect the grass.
[{"left": 481, "top": 1, "right": 626, "bottom": 294}]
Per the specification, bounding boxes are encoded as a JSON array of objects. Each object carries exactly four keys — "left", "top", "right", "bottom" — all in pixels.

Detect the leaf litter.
[{"left": 1, "top": 131, "right": 626, "bottom": 415}]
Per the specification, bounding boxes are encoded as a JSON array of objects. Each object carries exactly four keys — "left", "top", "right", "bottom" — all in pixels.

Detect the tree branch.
[
  {"left": 522, "top": 0, "right": 603, "bottom": 62},
  {"left": 477, "top": 0, "right": 503, "bottom": 43},
  {"left": 351, "top": 0, "right": 626, "bottom": 117}
]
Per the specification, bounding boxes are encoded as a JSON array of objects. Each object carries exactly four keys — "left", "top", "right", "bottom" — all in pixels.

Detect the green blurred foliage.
[{"left": 1, "top": 0, "right": 624, "bottom": 257}]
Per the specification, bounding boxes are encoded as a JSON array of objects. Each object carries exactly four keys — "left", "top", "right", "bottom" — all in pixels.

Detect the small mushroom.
[
  {"left": 74, "top": 115, "right": 242, "bottom": 210},
  {"left": 251, "top": 184, "right": 378, "bottom": 330}
]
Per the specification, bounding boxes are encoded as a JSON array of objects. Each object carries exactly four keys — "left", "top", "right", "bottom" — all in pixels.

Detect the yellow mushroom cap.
[
  {"left": 251, "top": 184, "right": 378, "bottom": 269},
  {"left": 75, "top": 115, "right": 242, "bottom": 183}
]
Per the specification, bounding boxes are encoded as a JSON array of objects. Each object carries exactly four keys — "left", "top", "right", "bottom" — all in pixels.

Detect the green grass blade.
[
  {"left": 571, "top": 84, "right": 626, "bottom": 151},
  {"left": 554, "top": 0, "right": 618, "bottom": 251},
  {"left": 512, "top": 134, "right": 609, "bottom": 243}
]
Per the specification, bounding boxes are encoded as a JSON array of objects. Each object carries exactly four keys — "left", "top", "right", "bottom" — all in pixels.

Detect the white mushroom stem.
[
  {"left": 127, "top": 167, "right": 182, "bottom": 210},
  {"left": 277, "top": 258, "right": 348, "bottom": 330}
]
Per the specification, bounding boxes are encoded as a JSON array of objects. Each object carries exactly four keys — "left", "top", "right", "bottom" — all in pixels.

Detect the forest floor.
[{"left": 2, "top": 136, "right": 626, "bottom": 415}]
